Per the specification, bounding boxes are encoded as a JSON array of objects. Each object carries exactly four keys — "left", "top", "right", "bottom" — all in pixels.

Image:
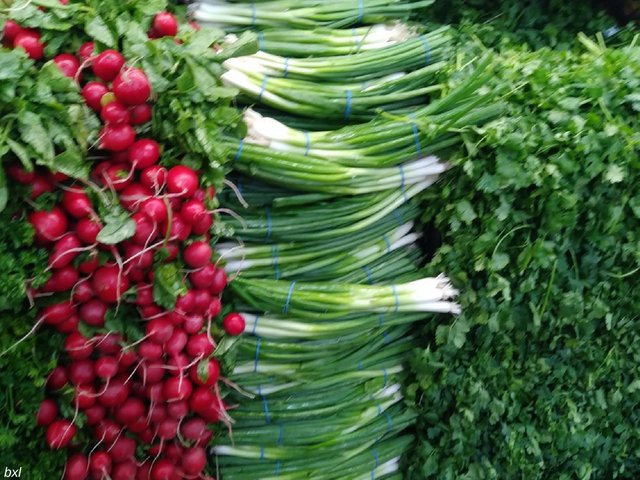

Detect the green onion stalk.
[
  {"left": 189, "top": 0, "right": 435, "bottom": 30},
  {"left": 223, "top": 28, "right": 450, "bottom": 82},
  {"left": 244, "top": 22, "right": 419, "bottom": 57}
]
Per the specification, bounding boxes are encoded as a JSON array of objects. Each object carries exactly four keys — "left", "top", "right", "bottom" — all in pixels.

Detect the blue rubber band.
[
  {"left": 258, "top": 75, "right": 269, "bottom": 102},
  {"left": 382, "top": 368, "right": 388, "bottom": 387},
  {"left": 374, "top": 449, "right": 380, "bottom": 467},
  {"left": 278, "top": 423, "right": 284, "bottom": 446},
  {"left": 304, "top": 131, "right": 311, "bottom": 156},
  {"left": 252, "top": 314, "right": 260, "bottom": 335},
  {"left": 357, "top": 362, "right": 363, "bottom": 370},
  {"left": 376, "top": 404, "right": 383, "bottom": 415},
  {"left": 392, "top": 285, "right": 400, "bottom": 313},
  {"left": 410, "top": 113, "right": 421, "bottom": 155},
  {"left": 258, "top": 31, "right": 265, "bottom": 51},
  {"left": 233, "top": 139, "right": 245, "bottom": 165},
  {"left": 272, "top": 244, "right": 281, "bottom": 280},
  {"left": 344, "top": 90, "right": 353, "bottom": 120},
  {"left": 260, "top": 446, "right": 265, "bottom": 460},
  {"left": 383, "top": 234, "right": 392, "bottom": 254},
  {"left": 251, "top": 3, "right": 257, "bottom": 26},
  {"left": 283, "top": 58, "right": 290, "bottom": 78},
  {"left": 383, "top": 331, "right": 391, "bottom": 345},
  {"left": 265, "top": 207, "right": 272, "bottom": 241},
  {"left": 262, "top": 394, "right": 271, "bottom": 424},
  {"left": 352, "top": 28, "right": 361, "bottom": 48},
  {"left": 420, "top": 35, "right": 431, "bottom": 65},
  {"left": 398, "top": 164, "right": 409, "bottom": 202},
  {"left": 371, "top": 469, "right": 376, "bottom": 480},
  {"left": 392, "top": 209, "right": 403, "bottom": 226},
  {"left": 282, "top": 281, "right": 296, "bottom": 314},
  {"left": 363, "top": 265, "right": 374, "bottom": 285},
  {"left": 385, "top": 412, "right": 393, "bottom": 432},
  {"left": 275, "top": 460, "right": 281, "bottom": 476},
  {"left": 357, "top": 0, "right": 364, "bottom": 23},
  {"left": 254, "top": 337, "right": 262, "bottom": 372}
]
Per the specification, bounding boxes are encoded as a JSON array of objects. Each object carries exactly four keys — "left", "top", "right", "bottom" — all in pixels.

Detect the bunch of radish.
[{"left": 4, "top": 9, "right": 246, "bottom": 480}]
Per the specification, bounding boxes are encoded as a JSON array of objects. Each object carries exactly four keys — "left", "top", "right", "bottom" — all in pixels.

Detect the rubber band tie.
[
  {"left": 304, "top": 131, "right": 311, "bottom": 156},
  {"left": 352, "top": 28, "right": 362, "bottom": 48},
  {"left": 363, "top": 265, "right": 374, "bottom": 285},
  {"left": 383, "top": 234, "right": 392, "bottom": 254},
  {"left": 383, "top": 330, "right": 391, "bottom": 345},
  {"left": 251, "top": 3, "right": 257, "bottom": 26},
  {"left": 265, "top": 207, "right": 272, "bottom": 241},
  {"left": 282, "top": 281, "right": 296, "bottom": 314},
  {"left": 382, "top": 368, "right": 388, "bottom": 387},
  {"left": 257, "top": 31, "right": 265, "bottom": 51},
  {"left": 257, "top": 384, "right": 271, "bottom": 424},
  {"left": 373, "top": 449, "right": 380, "bottom": 467},
  {"left": 253, "top": 337, "right": 262, "bottom": 372},
  {"left": 258, "top": 75, "right": 269, "bottom": 102},
  {"left": 392, "top": 284, "right": 400, "bottom": 313},
  {"left": 357, "top": 362, "right": 363, "bottom": 370},
  {"left": 344, "top": 90, "right": 353, "bottom": 120},
  {"left": 275, "top": 460, "right": 281, "bottom": 476},
  {"left": 392, "top": 209, "right": 403, "bottom": 226},
  {"left": 357, "top": 0, "right": 364, "bottom": 23},
  {"left": 252, "top": 314, "right": 260, "bottom": 335},
  {"left": 260, "top": 446, "right": 265, "bottom": 460},
  {"left": 410, "top": 112, "right": 421, "bottom": 155},
  {"left": 233, "top": 139, "right": 245, "bottom": 165},
  {"left": 376, "top": 403, "right": 383, "bottom": 415},
  {"left": 385, "top": 412, "right": 393, "bottom": 432},
  {"left": 283, "top": 58, "right": 290, "bottom": 78},
  {"left": 271, "top": 244, "right": 281, "bottom": 280},
  {"left": 420, "top": 35, "right": 431, "bottom": 65}
]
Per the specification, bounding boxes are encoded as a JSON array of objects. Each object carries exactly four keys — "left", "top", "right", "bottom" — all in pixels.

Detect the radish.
[
  {"left": 92, "top": 49, "right": 125, "bottom": 82},
  {"left": 45, "top": 419, "right": 76, "bottom": 449},
  {"left": 62, "top": 188, "right": 93, "bottom": 218},
  {"left": 50, "top": 234, "right": 82, "bottom": 269},
  {"left": 64, "top": 453, "right": 88, "bottom": 480},
  {"left": 109, "top": 436, "right": 136, "bottom": 462},
  {"left": 100, "top": 124, "right": 136, "bottom": 151},
  {"left": 99, "top": 379, "right": 130, "bottom": 407},
  {"left": 111, "top": 461, "right": 137, "bottom": 480},
  {"left": 153, "top": 12, "right": 178, "bottom": 37},
  {"left": 167, "top": 399, "right": 189, "bottom": 419},
  {"left": 223, "top": 312, "right": 246, "bottom": 336},
  {"left": 183, "top": 314, "right": 204, "bottom": 335},
  {"left": 7, "top": 163, "right": 35, "bottom": 183},
  {"left": 146, "top": 318, "right": 174, "bottom": 344},
  {"left": 57, "top": 314, "right": 80, "bottom": 334},
  {"left": 30, "top": 174, "right": 54, "bottom": 199},
  {"left": 189, "top": 264, "right": 215, "bottom": 290},
  {"left": 136, "top": 462, "right": 151, "bottom": 480},
  {"left": 127, "top": 416, "right": 148, "bottom": 434},
  {"left": 101, "top": 101, "right": 131, "bottom": 125},
  {"left": 14, "top": 30, "right": 44, "bottom": 60},
  {"left": 84, "top": 404, "right": 106, "bottom": 425},
  {"left": 192, "top": 290, "right": 211, "bottom": 315},
  {"left": 166, "top": 310, "right": 186, "bottom": 328},
  {"left": 53, "top": 53, "right": 80, "bottom": 79},
  {"left": 180, "top": 199, "right": 205, "bottom": 225},
  {"left": 43, "top": 266, "right": 79, "bottom": 293},
  {"left": 164, "top": 443, "right": 183, "bottom": 461},
  {"left": 102, "top": 163, "right": 133, "bottom": 191},
  {"left": 65, "top": 332, "right": 93, "bottom": 360},
  {"left": 82, "top": 82, "right": 109, "bottom": 111},
  {"left": 95, "top": 356, "right": 119, "bottom": 380},
  {"left": 124, "top": 244, "right": 154, "bottom": 269},
  {"left": 139, "top": 361, "right": 166, "bottom": 384},
  {"left": 167, "top": 353, "right": 189, "bottom": 375},
  {"left": 183, "top": 241, "right": 212, "bottom": 268},
  {"left": 163, "top": 376, "right": 193, "bottom": 402},
  {"left": 135, "top": 284, "right": 154, "bottom": 306},
  {"left": 150, "top": 459, "right": 175, "bottom": 480},
  {"left": 210, "top": 268, "right": 227, "bottom": 294},
  {"left": 120, "top": 183, "right": 152, "bottom": 212},
  {"left": 128, "top": 139, "right": 160, "bottom": 169},
  {"left": 3, "top": 20, "right": 22, "bottom": 43},
  {"left": 165, "top": 329, "right": 188, "bottom": 356},
  {"left": 119, "top": 350, "right": 138, "bottom": 370},
  {"left": 92, "top": 264, "right": 130, "bottom": 303},
  {"left": 148, "top": 403, "right": 167, "bottom": 424},
  {"left": 175, "top": 291, "right": 195, "bottom": 314},
  {"left": 37, "top": 398, "right": 59, "bottom": 426},
  {"left": 181, "top": 417, "right": 209, "bottom": 442},
  {"left": 140, "top": 165, "right": 167, "bottom": 190},
  {"left": 160, "top": 242, "right": 179, "bottom": 262},
  {"left": 94, "top": 420, "right": 121, "bottom": 443},
  {"left": 46, "top": 366, "right": 68, "bottom": 390},
  {"left": 113, "top": 67, "right": 151, "bottom": 106},
  {"left": 191, "top": 212, "right": 213, "bottom": 236},
  {"left": 206, "top": 297, "right": 221, "bottom": 319},
  {"left": 77, "top": 41, "right": 94, "bottom": 61},
  {"left": 182, "top": 447, "right": 206, "bottom": 476},
  {"left": 166, "top": 166, "right": 198, "bottom": 198},
  {"left": 96, "top": 333, "right": 123, "bottom": 355},
  {"left": 77, "top": 218, "right": 101, "bottom": 244},
  {"left": 141, "top": 305, "right": 162, "bottom": 320},
  {"left": 132, "top": 213, "right": 158, "bottom": 246},
  {"left": 189, "top": 387, "right": 214, "bottom": 413},
  {"left": 89, "top": 451, "right": 112, "bottom": 479},
  {"left": 130, "top": 104, "right": 152, "bottom": 125},
  {"left": 155, "top": 418, "right": 179, "bottom": 440},
  {"left": 166, "top": 213, "right": 191, "bottom": 242},
  {"left": 139, "top": 341, "right": 164, "bottom": 361},
  {"left": 40, "top": 301, "right": 75, "bottom": 325},
  {"left": 74, "top": 384, "right": 97, "bottom": 409},
  {"left": 190, "top": 358, "right": 220, "bottom": 386},
  {"left": 68, "top": 359, "right": 96, "bottom": 385},
  {"left": 79, "top": 256, "right": 100, "bottom": 275},
  {"left": 79, "top": 299, "right": 107, "bottom": 327},
  {"left": 29, "top": 207, "right": 68, "bottom": 244}
]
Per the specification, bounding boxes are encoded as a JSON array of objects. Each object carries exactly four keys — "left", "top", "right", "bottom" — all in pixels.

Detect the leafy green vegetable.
[
  {"left": 153, "top": 263, "right": 187, "bottom": 310},
  {"left": 96, "top": 212, "right": 136, "bottom": 245}
]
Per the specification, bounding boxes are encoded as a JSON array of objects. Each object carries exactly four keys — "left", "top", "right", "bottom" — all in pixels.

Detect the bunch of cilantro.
[{"left": 406, "top": 8, "right": 640, "bottom": 480}]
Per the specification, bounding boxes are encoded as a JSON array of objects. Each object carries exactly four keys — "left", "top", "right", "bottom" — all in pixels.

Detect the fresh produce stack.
[
  {"left": 1, "top": 1, "right": 250, "bottom": 477},
  {"left": 191, "top": 1, "right": 500, "bottom": 478}
]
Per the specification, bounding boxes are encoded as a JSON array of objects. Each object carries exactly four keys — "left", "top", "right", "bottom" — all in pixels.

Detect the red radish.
[
  {"left": 65, "top": 332, "right": 93, "bottom": 360},
  {"left": 45, "top": 420, "right": 75, "bottom": 449},
  {"left": 99, "top": 379, "right": 130, "bottom": 407},
  {"left": 189, "top": 387, "right": 215, "bottom": 413},
  {"left": 186, "top": 333, "right": 214, "bottom": 358},
  {"left": 140, "top": 197, "right": 168, "bottom": 224},
  {"left": 182, "top": 447, "right": 207, "bottom": 476},
  {"left": 102, "top": 163, "right": 133, "bottom": 191},
  {"left": 139, "top": 361, "right": 166, "bottom": 384},
  {"left": 181, "top": 199, "right": 206, "bottom": 225},
  {"left": 129, "top": 104, "right": 152, "bottom": 125},
  {"left": 74, "top": 384, "right": 97, "bottom": 409},
  {"left": 2, "top": 20, "right": 22, "bottom": 44},
  {"left": 30, "top": 174, "right": 54, "bottom": 199},
  {"left": 49, "top": 234, "right": 82, "bottom": 269},
  {"left": 138, "top": 341, "right": 164, "bottom": 361},
  {"left": 206, "top": 297, "right": 222, "bottom": 318},
  {"left": 135, "top": 283, "right": 154, "bottom": 306},
  {"left": 111, "top": 461, "right": 137, "bottom": 480},
  {"left": 192, "top": 212, "right": 213, "bottom": 236},
  {"left": 181, "top": 417, "right": 209, "bottom": 442},
  {"left": 150, "top": 459, "right": 175, "bottom": 480},
  {"left": 100, "top": 124, "right": 136, "bottom": 151},
  {"left": 168, "top": 196, "right": 182, "bottom": 212},
  {"left": 64, "top": 453, "right": 88, "bottom": 480},
  {"left": 96, "top": 332, "right": 122, "bottom": 355},
  {"left": 79, "top": 256, "right": 99, "bottom": 275},
  {"left": 7, "top": 163, "right": 35, "bottom": 184},
  {"left": 163, "top": 376, "right": 193, "bottom": 402},
  {"left": 155, "top": 418, "right": 179, "bottom": 440},
  {"left": 84, "top": 404, "right": 106, "bottom": 425},
  {"left": 210, "top": 268, "right": 227, "bottom": 294},
  {"left": 167, "top": 353, "right": 189, "bottom": 375},
  {"left": 165, "top": 329, "right": 188, "bottom": 356},
  {"left": 29, "top": 207, "right": 68, "bottom": 244},
  {"left": 77, "top": 218, "right": 101, "bottom": 244},
  {"left": 140, "top": 165, "right": 167, "bottom": 190},
  {"left": 48, "top": 170, "right": 69, "bottom": 183},
  {"left": 200, "top": 400, "right": 225, "bottom": 423},
  {"left": 68, "top": 359, "right": 95, "bottom": 385},
  {"left": 164, "top": 443, "right": 183, "bottom": 461},
  {"left": 183, "top": 314, "right": 204, "bottom": 335},
  {"left": 53, "top": 53, "right": 80, "bottom": 78},
  {"left": 193, "top": 186, "right": 215, "bottom": 203},
  {"left": 128, "top": 416, "right": 148, "bottom": 434},
  {"left": 89, "top": 451, "right": 112, "bottom": 478},
  {"left": 128, "top": 139, "right": 160, "bottom": 169},
  {"left": 153, "top": 12, "right": 179, "bottom": 37},
  {"left": 136, "top": 462, "right": 151, "bottom": 480},
  {"left": 94, "top": 358, "right": 118, "bottom": 382},
  {"left": 40, "top": 301, "right": 75, "bottom": 326},
  {"left": 131, "top": 212, "right": 158, "bottom": 245},
  {"left": 92, "top": 264, "right": 129, "bottom": 303},
  {"left": 101, "top": 101, "right": 131, "bottom": 125},
  {"left": 109, "top": 436, "right": 136, "bottom": 462},
  {"left": 192, "top": 290, "right": 212, "bottom": 315},
  {"left": 166, "top": 166, "right": 198, "bottom": 198},
  {"left": 175, "top": 291, "right": 196, "bottom": 314},
  {"left": 43, "top": 266, "right": 79, "bottom": 292},
  {"left": 124, "top": 243, "right": 154, "bottom": 269},
  {"left": 141, "top": 305, "right": 162, "bottom": 320},
  {"left": 166, "top": 309, "right": 185, "bottom": 326},
  {"left": 79, "top": 299, "right": 107, "bottom": 327},
  {"left": 160, "top": 242, "right": 179, "bottom": 262},
  {"left": 119, "top": 349, "right": 138, "bottom": 370},
  {"left": 223, "top": 312, "right": 246, "bottom": 336},
  {"left": 62, "top": 188, "right": 93, "bottom": 218},
  {"left": 92, "top": 49, "right": 125, "bottom": 81},
  {"left": 129, "top": 266, "right": 146, "bottom": 283},
  {"left": 167, "top": 399, "right": 189, "bottom": 419},
  {"left": 189, "top": 264, "right": 215, "bottom": 289},
  {"left": 120, "top": 183, "right": 152, "bottom": 212},
  {"left": 37, "top": 398, "right": 59, "bottom": 426},
  {"left": 94, "top": 420, "right": 121, "bottom": 444},
  {"left": 114, "top": 398, "right": 146, "bottom": 426},
  {"left": 56, "top": 314, "right": 79, "bottom": 334},
  {"left": 147, "top": 318, "right": 174, "bottom": 344},
  {"left": 183, "top": 241, "right": 212, "bottom": 268},
  {"left": 166, "top": 213, "right": 191, "bottom": 242},
  {"left": 46, "top": 366, "right": 68, "bottom": 390},
  {"left": 82, "top": 82, "right": 109, "bottom": 111},
  {"left": 113, "top": 67, "right": 151, "bottom": 106},
  {"left": 77, "top": 41, "right": 94, "bottom": 61},
  {"left": 148, "top": 403, "right": 167, "bottom": 424},
  {"left": 190, "top": 358, "right": 220, "bottom": 386},
  {"left": 14, "top": 31, "right": 44, "bottom": 60}
]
